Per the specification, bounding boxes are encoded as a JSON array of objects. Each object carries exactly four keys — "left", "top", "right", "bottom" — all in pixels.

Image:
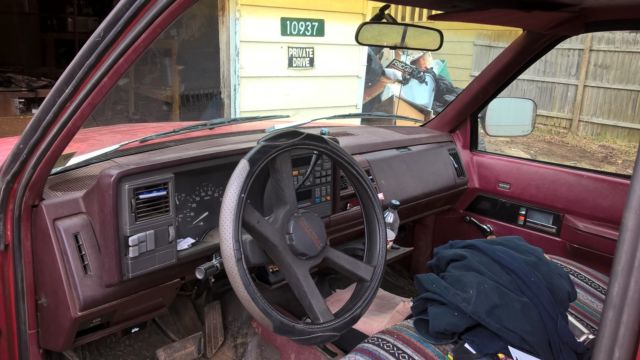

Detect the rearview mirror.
[
  {"left": 355, "top": 22, "right": 443, "bottom": 51},
  {"left": 482, "top": 98, "right": 536, "bottom": 137}
]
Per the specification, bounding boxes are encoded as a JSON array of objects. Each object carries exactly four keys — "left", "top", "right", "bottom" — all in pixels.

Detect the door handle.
[{"left": 464, "top": 215, "right": 495, "bottom": 238}]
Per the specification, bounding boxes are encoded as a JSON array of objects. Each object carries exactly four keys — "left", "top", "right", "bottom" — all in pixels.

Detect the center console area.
[{"left": 292, "top": 152, "right": 333, "bottom": 217}]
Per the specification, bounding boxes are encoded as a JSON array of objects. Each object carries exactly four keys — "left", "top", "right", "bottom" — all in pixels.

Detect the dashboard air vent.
[
  {"left": 73, "top": 233, "right": 91, "bottom": 275},
  {"left": 132, "top": 182, "right": 171, "bottom": 222},
  {"left": 448, "top": 149, "right": 466, "bottom": 178}
]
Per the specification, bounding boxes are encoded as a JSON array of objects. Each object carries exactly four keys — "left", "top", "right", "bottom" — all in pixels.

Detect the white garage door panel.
[
  {"left": 240, "top": 42, "right": 365, "bottom": 77},
  {"left": 239, "top": 76, "right": 360, "bottom": 112}
]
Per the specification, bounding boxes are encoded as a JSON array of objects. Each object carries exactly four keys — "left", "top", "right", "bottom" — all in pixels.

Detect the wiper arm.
[
  {"left": 53, "top": 114, "right": 289, "bottom": 173},
  {"left": 138, "top": 114, "right": 289, "bottom": 143},
  {"left": 266, "top": 112, "right": 424, "bottom": 132}
]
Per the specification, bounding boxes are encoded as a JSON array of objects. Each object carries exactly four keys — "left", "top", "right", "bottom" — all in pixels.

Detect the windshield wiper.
[
  {"left": 266, "top": 112, "right": 424, "bottom": 132},
  {"left": 137, "top": 114, "right": 289, "bottom": 143},
  {"left": 53, "top": 114, "right": 289, "bottom": 173}
]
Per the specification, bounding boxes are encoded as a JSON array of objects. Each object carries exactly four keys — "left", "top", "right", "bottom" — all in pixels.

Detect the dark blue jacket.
[{"left": 412, "top": 236, "right": 586, "bottom": 359}]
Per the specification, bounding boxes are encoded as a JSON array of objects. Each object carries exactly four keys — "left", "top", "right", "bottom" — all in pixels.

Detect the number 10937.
[{"left": 281, "top": 17, "right": 325, "bottom": 37}]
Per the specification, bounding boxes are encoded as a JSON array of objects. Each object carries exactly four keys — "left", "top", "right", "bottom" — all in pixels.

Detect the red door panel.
[{"left": 455, "top": 151, "right": 629, "bottom": 274}]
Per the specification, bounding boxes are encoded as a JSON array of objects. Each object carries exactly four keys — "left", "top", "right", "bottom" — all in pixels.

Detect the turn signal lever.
[
  {"left": 196, "top": 253, "right": 223, "bottom": 284},
  {"left": 464, "top": 216, "right": 494, "bottom": 238}
]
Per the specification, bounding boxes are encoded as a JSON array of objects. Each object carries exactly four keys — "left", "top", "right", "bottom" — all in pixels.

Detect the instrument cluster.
[{"left": 174, "top": 164, "right": 235, "bottom": 242}]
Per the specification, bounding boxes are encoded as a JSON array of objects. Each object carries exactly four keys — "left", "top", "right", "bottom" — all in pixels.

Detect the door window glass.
[{"left": 477, "top": 31, "right": 640, "bottom": 176}]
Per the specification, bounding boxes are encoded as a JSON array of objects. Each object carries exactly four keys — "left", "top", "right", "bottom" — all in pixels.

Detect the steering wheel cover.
[{"left": 220, "top": 130, "right": 387, "bottom": 344}]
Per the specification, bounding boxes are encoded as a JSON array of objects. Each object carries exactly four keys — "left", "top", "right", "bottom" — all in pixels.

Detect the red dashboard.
[{"left": 32, "top": 125, "right": 466, "bottom": 351}]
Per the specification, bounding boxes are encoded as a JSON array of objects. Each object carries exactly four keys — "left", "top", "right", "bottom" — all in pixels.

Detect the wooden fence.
[{"left": 472, "top": 31, "right": 640, "bottom": 143}]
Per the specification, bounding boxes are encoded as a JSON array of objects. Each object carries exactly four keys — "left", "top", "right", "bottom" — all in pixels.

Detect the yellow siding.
[
  {"left": 438, "top": 41, "right": 474, "bottom": 55},
  {"left": 422, "top": 21, "right": 518, "bottom": 32},
  {"left": 237, "top": 2, "right": 368, "bottom": 120},
  {"left": 240, "top": 0, "right": 366, "bottom": 14},
  {"left": 430, "top": 25, "right": 520, "bottom": 87}
]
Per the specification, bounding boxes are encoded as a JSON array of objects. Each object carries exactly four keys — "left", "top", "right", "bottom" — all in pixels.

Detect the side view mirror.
[
  {"left": 481, "top": 97, "right": 536, "bottom": 137},
  {"left": 355, "top": 22, "right": 443, "bottom": 51}
]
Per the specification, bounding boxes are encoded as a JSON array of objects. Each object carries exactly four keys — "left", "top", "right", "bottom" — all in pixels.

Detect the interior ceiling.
[
  {"left": 382, "top": 0, "right": 629, "bottom": 13},
  {"left": 381, "top": 0, "right": 640, "bottom": 34}
]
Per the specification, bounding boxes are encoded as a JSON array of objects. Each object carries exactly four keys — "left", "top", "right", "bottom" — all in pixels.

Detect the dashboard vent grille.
[
  {"left": 132, "top": 182, "right": 171, "bottom": 222},
  {"left": 448, "top": 149, "right": 466, "bottom": 178},
  {"left": 73, "top": 233, "right": 91, "bottom": 275}
]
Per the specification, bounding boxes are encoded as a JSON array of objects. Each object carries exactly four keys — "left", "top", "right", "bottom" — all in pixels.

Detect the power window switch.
[{"left": 517, "top": 207, "right": 527, "bottom": 225}]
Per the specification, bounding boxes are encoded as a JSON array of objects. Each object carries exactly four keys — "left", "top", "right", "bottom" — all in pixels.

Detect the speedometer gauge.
[{"left": 175, "top": 182, "right": 225, "bottom": 239}]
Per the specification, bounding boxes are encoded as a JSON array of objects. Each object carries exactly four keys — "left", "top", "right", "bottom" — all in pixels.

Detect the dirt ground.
[{"left": 482, "top": 125, "right": 638, "bottom": 176}]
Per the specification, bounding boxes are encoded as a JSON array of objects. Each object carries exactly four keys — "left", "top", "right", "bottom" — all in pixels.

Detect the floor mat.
[
  {"left": 73, "top": 321, "right": 173, "bottom": 360},
  {"left": 56, "top": 291, "right": 264, "bottom": 360}
]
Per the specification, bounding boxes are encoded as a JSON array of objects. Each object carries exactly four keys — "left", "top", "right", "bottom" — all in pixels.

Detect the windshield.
[{"left": 53, "top": 0, "right": 520, "bottom": 168}]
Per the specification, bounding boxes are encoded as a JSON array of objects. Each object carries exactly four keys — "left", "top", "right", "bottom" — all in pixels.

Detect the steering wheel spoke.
[
  {"left": 281, "top": 266, "right": 335, "bottom": 323},
  {"left": 324, "top": 247, "right": 375, "bottom": 282},
  {"left": 267, "top": 151, "right": 298, "bottom": 213},
  {"left": 242, "top": 202, "right": 284, "bottom": 251}
]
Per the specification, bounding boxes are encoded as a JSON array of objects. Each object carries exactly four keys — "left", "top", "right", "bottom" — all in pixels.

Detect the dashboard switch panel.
[
  {"left": 123, "top": 226, "right": 177, "bottom": 278},
  {"left": 292, "top": 153, "right": 332, "bottom": 217},
  {"left": 120, "top": 174, "right": 177, "bottom": 280}
]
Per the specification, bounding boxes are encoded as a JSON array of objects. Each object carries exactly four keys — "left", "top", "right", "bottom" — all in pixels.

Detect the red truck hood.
[{"left": 0, "top": 119, "right": 342, "bottom": 166}]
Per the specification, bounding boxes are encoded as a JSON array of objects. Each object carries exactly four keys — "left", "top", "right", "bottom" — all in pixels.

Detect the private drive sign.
[{"left": 288, "top": 47, "right": 314, "bottom": 69}]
